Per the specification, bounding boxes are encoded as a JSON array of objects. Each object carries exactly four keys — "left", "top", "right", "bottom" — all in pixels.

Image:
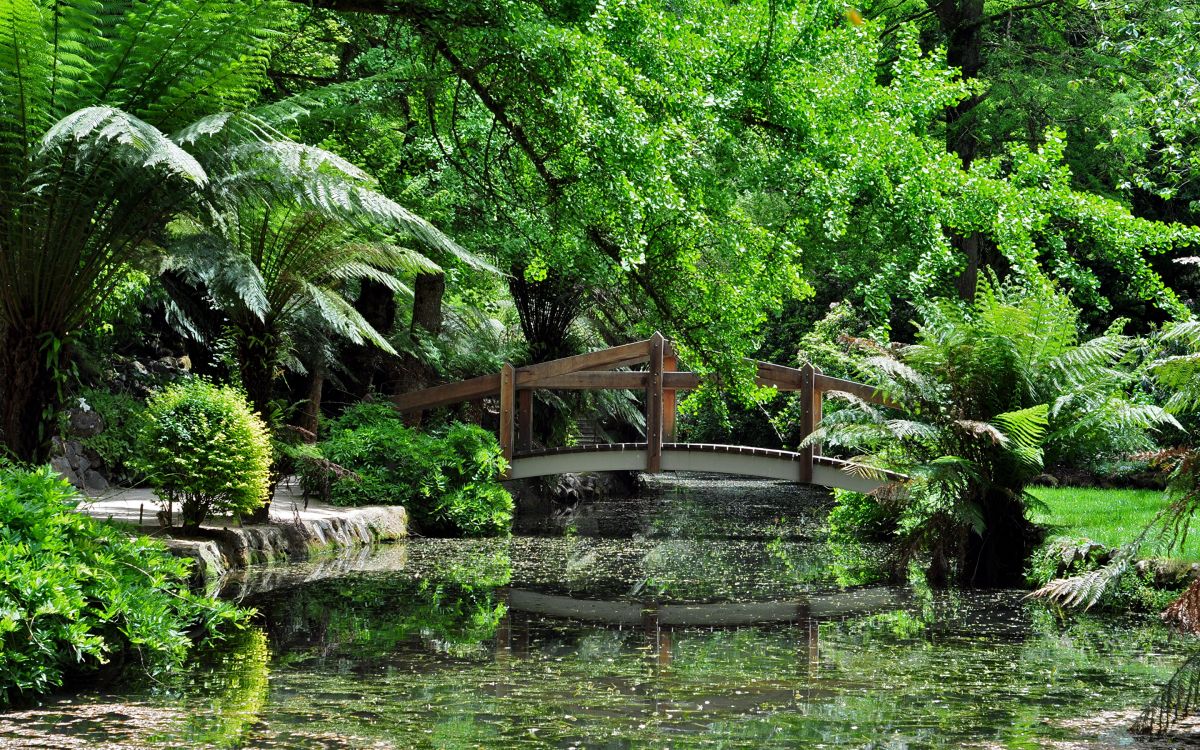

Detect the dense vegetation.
[
  {"left": 1, "top": 0, "right": 1200, "bottom": 634},
  {"left": 308, "top": 403, "right": 513, "bottom": 536},
  {"left": 0, "top": 464, "right": 246, "bottom": 706}
]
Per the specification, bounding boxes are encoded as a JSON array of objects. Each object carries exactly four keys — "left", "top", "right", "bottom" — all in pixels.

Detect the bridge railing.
[{"left": 392, "top": 332, "right": 894, "bottom": 480}]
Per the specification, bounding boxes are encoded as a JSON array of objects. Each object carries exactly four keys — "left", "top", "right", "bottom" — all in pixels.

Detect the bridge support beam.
[
  {"left": 646, "top": 332, "right": 664, "bottom": 472},
  {"left": 798, "top": 363, "right": 822, "bottom": 483},
  {"left": 662, "top": 346, "right": 677, "bottom": 441},
  {"left": 500, "top": 363, "right": 515, "bottom": 477}
]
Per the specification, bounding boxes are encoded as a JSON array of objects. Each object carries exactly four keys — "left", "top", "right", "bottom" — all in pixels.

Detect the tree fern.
[{"left": 820, "top": 275, "right": 1170, "bottom": 586}]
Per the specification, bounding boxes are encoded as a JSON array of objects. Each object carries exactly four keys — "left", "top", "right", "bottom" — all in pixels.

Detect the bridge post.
[
  {"left": 517, "top": 389, "right": 533, "bottom": 452},
  {"left": 646, "top": 332, "right": 665, "bottom": 472},
  {"left": 798, "top": 362, "right": 822, "bottom": 483},
  {"left": 500, "top": 363, "right": 515, "bottom": 478},
  {"left": 662, "top": 344, "right": 677, "bottom": 441}
]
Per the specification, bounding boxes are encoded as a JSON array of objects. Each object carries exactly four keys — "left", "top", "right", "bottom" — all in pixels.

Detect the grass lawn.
[{"left": 1029, "top": 486, "right": 1200, "bottom": 562}]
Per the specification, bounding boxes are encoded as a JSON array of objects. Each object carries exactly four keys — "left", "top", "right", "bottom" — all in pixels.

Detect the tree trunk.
[
  {"left": 343, "top": 278, "right": 399, "bottom": 400},
  {"left": 298, "top": 366, "right": 324, "bottom": 442},
  {"left": 0, "top": 327, "right": 60, "bottom": 464},
  {"left": 411, "top": 272, "right": 445, "bottom": 336},
  {"left": 395, "top": 272, "right": 445, "bottom": 397},
  {"left": 961, "top": 488, "right": 1039, "bottom": 587},
  {"left": 934, "top": 0, "right": 987, "bottom": 300}
]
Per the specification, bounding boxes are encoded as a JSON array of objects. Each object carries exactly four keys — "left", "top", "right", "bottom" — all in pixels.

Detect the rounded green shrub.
[
  {"left": 135, "top": 380, "right": 271, "bottom": 529},
  {"left": 0, "top": 465, "right": 246, "bottom": 707}
]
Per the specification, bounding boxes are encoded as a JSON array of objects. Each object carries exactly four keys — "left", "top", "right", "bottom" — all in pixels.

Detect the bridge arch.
[{"left": 393, "top": 333, "right": 902, "bottom": 493}]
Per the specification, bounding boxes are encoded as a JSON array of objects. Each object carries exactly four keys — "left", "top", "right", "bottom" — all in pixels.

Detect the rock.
[
  {"left": 67, "top": 407, "right": 105, "bottom": 437},
  {"left": 82, "top": 469, "right": 108, "bottom": 491},
  {"left": 132, "top": 360, "right": 150, "bottom": 377}
]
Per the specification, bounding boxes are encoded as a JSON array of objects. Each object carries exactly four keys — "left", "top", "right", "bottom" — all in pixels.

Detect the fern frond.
[{"left": 1027, "top": 552, "right": 1131, "bottom": 609}]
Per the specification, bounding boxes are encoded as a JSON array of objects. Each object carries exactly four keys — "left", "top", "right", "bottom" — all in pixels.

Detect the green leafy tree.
[{"left": 814, "top": 275, "right": 1177, "bottom": 585}]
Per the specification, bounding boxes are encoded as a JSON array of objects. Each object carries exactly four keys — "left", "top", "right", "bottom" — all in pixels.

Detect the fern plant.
[
  {"left": 1032, "top": 319, "right": 1200, "bottom": 613},
  {"left": 814, "top": 275, "right": 1178, "bottom": 586},
  {"left": 0, "top": 0, "right": 282, "bottom": 461}
]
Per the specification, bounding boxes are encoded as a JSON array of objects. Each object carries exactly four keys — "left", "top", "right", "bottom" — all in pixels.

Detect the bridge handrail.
[{"left": 390, "top": 332, "right": 897, "bottom": 483}]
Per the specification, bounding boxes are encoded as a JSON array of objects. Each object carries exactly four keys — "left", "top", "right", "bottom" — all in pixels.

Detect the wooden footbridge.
[{"left": 394, "top": 333, "right": 901, "bottom": 493}]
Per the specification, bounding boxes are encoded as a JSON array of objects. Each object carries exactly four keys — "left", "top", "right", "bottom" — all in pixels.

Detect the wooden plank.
[
  {"left": 798, "top": 362, "right": 818, "bottom": 483},
  {"left": 755, "top": 360, "right": 805, "bottom": 389},
  {"left": 663, "top": 371, "right": 701, "bottom": 389},
  {"left": 646, "top": 332, "right": 664, "bottom": 472},
  {"left": 517, "top": 388, "right": 533, "bottom": 452},
  {"left": 392, "top": 372, "right": 501, "bottom": 413},
  {"left": 499, "top": 364, "right": 515, "bottom": 477},
  {"left": 815, "top": 373, "right": 896, "bottom": 407},
  {"left": 516, "top": 338, "right": 652, "bottom": 386},
  {"left": 662, "top": 351, "right": 677, "bottom": 441},
  {"left": 524, "top": 371, "right": 648, "bottom": 390}
]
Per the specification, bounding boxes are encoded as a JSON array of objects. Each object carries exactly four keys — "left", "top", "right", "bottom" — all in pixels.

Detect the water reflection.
[{"left": 0, "top": 475, "right": 1193, "bottom": 748}]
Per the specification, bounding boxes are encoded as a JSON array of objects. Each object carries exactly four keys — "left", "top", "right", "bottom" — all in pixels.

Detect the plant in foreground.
[{"left": 0, "top": 464, "right": 246, "bottom": 706}]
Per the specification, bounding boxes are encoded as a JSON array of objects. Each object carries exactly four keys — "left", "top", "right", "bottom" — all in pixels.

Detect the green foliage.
[
  {"left": 827, "top": 489, "right": 898, "bottom": 544},
  {"left": 814, "top": 275, "right": 1177, "bottom": 585},
  {"left": 1028, "top": 537, "right": 1183, "bottom": 613},
  {"left": 135, "top": 380, "right": 271, "bottom": 529},
  {"left": 59, "top": 388, "right": 145, "bottom": 484},
  {"left": 0, "top": 465, "right": 246, "bottom": 707},
  {"left": 318, "top": 404, "right": 512, "bottom": 537}
]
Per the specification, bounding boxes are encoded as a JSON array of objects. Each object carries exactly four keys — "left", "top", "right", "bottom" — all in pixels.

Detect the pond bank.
[{"left": 76, "top": 480, "right": 407, "bottom": 591}]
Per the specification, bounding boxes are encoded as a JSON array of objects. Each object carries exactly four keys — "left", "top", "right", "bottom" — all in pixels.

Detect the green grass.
[{"left": 1029, "top": 486, "right": 1200, "bottom": 562}]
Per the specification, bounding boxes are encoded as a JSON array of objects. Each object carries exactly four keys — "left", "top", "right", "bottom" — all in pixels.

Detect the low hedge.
[{"left": 310, "top": 404, "right": 513, "bottom": 537}]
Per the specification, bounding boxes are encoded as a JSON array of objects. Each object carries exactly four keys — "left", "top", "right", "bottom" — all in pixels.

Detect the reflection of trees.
[
  {"left": 258, "top": 547, "right": 513, "bottom": 660},
  {"left": 179, "top": 629, "right": 271, "bottom": 749}
]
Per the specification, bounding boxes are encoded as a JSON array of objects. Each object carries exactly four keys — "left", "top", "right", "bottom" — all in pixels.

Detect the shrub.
[
  {"left": 0, "top": 465, "right": 246, "bottom": 707},
  {"left": 135, "top": 380, "right": 271, "bottom": 529},
  {"left": 827, "top": 488, "right": 899, "bottom": 543},
  {"left": 318, "top": 404, "right": 513, "bottom": 537}
]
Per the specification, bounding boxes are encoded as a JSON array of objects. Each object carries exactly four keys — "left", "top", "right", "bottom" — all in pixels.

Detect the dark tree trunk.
[
  {"left": 961, "top": 488, "right": 1040, "bottom": 587},
  {"left": 933, "top": 0, "right": 988, "bottom": 300},
  {"left": 395, "top": 272, "right": 445, "bottom": 398},
  {"left": 0, "top": 327, "right": 60, "bottom": 464},
  {"left": 344, "top": 278, "right": 399, "bottom": 400},
  {"left": 411, "top": 272, "right": 445, "bottom": 336}
]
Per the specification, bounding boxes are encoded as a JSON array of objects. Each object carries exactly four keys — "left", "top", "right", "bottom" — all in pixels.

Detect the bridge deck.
[{"left": 509, "top": 442, "right": 899, "bottom": 493}]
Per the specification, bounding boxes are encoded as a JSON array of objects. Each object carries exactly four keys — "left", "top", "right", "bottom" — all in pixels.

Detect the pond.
[{"left": 0, "top": 475, "right": 1194, "bottom": 749}]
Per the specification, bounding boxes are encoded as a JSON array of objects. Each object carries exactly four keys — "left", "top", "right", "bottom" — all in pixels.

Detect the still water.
[{"left": 0, "top": 476, "right": 1194, "bottom": 748}]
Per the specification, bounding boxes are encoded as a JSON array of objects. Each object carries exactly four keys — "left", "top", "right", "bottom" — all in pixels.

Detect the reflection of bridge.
[
  {"left": 394, "top": 333, "right": 902, "bottom": 493},
  {"left": 495, "top": 587, "right": 909, "bottom": 668}
]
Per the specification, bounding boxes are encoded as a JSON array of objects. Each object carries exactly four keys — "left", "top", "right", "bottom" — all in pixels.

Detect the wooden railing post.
[
  {"left": 517, "top": 388, "right": 533, "bottom": 453},
  {"left": 646, "top": 332, "right": 665, "bottom": 472},
  {"left": 499, "top": 363, "right": 515, "bottom": 478},
  {"left": 662, "top": 344, "right": 677, "bottom": 441},
  {"left": 798, "top": 362, "right": 820, "bottom": 483}
]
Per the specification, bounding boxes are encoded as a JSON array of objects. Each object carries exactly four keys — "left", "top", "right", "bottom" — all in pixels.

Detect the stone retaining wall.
[{"left": 153, "top": 505, "right": 407, "bottom": 592}]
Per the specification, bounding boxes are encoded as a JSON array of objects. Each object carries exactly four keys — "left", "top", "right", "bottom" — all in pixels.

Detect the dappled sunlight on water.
[{"left": 1, "top": 475, "right": 1196, "bottom": 748}]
